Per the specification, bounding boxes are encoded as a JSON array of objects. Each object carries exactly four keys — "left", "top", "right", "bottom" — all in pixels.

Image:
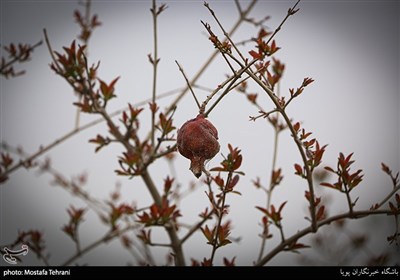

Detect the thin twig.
[
  {"left": 0, "top": 143, "right": 109, "bottom": 216},
  {"left": 62, "top": 226, "right": 135, "bottom": 266},
  {"left": 265, "top": 0, "right": 301, "bottom": 46},
  {"left": 0, "top": 88, "right": 181, "bottom": 181},
  {"left": 175, "top": 60, "right": 200, "bottom": 109},
  {"left": 74, "top": 0, "right": 92, "bottom": 129},
  {"left": 344, "top": 185, "right": 354, "bottom": 214},
  {"left": 45, "top": 25, "right": 186, "bottom": 266},
  {"left": 150, "top": 0, "right": 160, "bottom": 149},
  {"left": 162, "top": 0, "right": 257, "bottom": 117},
  {"left": 255, "top": 208, "right": 397, "bottom": 266},
  {"left": 201, "top": 0, "right": 300, "bottom": 117},
  {"left": 43, "top": 29, "right": 61, "bottom": 73},
  {"left": 180, "top": 210, "right": 214, "bottom": 245},
  {"left": 257, "top": 83, "right": 281, "bottom": 262},
  {"left": 148, "top": 242, "right": 171, "bottom": 247},
  {"left": 204, "top": 2, "right": 246, "bottom": 63},
  {"left": 203, "top": 59, "right": 258, "bottom": 116},
  {"left": 225, "top": 47, "right": 318, "bottom": 231},
  {"left": 210, "top": 192, "right": 227, "bottom": 263},
  {"left": 0, "top": 40, "right": 43, "bottom": 74},
  {"left": 377, "top": 184, "right": 400, "bottom": 209},
  {"left": 141, "top": 170, "right": 186, "bottom": 266},
  {"left": 245, "top": 66, "right": 318, "bottom": 231}
]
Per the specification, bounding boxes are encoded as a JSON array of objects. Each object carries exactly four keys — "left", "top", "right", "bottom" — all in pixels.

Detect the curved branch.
[{"left": 255, "top": 208, "right": 396, "bottom": 266}]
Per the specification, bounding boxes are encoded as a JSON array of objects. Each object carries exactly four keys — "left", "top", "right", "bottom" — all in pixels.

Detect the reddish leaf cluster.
[
  {"left": 108, "top": 203, "right": 135, "bottom": 230},
  {"left": 62, "top": 206, "right": 86, "bottom": 241},
  {"left": 270, "top": 168, "right": 283, "bottom": 189},
  {"left": 256, "top": 201, "right": 287, "bottom": 227},
  {"left": 0, "top": 153, "right": 13, "bottom": 183},
  {"left": 321, "top": 153, "right": 364, "bottom": 192},
  {"left": 268, "top": 115, "right": 287, "bottom": 132},
  {"left": 120, "top": 105, "right": 144, "bottom": 135},
  {"left": 163, "top": 176, "right": 174, "bottom": 195},
  {"left": 249, "top": 28, "right": 280, "bottom": 61},
  {"left": 223, "top": 256, "right": 236, "bottom": 266},
  {"left": 88, "top": 134, "right": 110, "bottom": 153},
  {"left": 74, "top": 6, "right": 101, "bottom": 42},
  {"left": 201, "top": 221, "right": 232, "bottom": 248},
  {"left": 266, "top": 58, "right": 285, "bottom": 90},
  {"left": 13, "top": 230, "right": 46, "bottom": 259},
  {"left": 113, "top": 105, "right": 151, "bottom": 177},
  {"left": 289, "top": 77, "right": 314, "bottom": 99},
  {"left": 210, "top": 144, "right": 244, "bottom": 175},
  {"left": 381, "top": 163, "right": 400, "bottom": 188},
  {"left": 293, "top": 122, "right": 327, "bottom": 176},
  {"left": 0, "top": 42, "right": 41, "bottom": 78},
  {"left": 52, "top": 41, "right": 87, "bottom": 80},
  {"left": 51, "top": 41, "right": 120, "bottom": 111},
  {"left": 191, "top": 258, "right": 213, "bottom": 266},
  {"left": 158, "top": 112, "right": 176, "bottom": 138},
  {"left": 305, "top": 191, "right": 326, "bottom": 221},
  {"left": 201, "top": 21, "right": 231, "bottom": 54},
  {"left": 259, "top": 215, "right": 273, "bottom": 240},
  {"left": 137, "top": 199, "right": 181, "bottom": 227},
  {"left": 213, "top": 173, "right": 241, "bottom": 194},
  {"left": 115, "top": 143, "right": 151, "bottom": 177}
]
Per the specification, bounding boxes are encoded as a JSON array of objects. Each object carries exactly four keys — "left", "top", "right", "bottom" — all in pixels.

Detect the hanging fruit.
[{"left": 177, "top": 114, "right": 220, "bottom": 178}]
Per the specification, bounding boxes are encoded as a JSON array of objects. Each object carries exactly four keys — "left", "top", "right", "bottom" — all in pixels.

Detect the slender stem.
[
  {"left": 377, "top": 184, "right": 400, "bottom": 209},
  {"left": 278, "top": 225, "right": 285, "bottom": 243},
  {"left": 43, "top": 29, "right": 61, "bottom": 72},
  {"left": 175, "top": 60, "right": 200, "bottom": 109},
  {"left": 204, "top": 59, "right": 258, "bottom": 116},
  {"left": 75, "top": 235, "right": 81, "bottom": 256},
  {"left": 0, "top": 88, "right": 180, "bottom": 180},
  {"left": 265, "top": 0, "right": 301, "bottom": 46},
  {"left": 244, "top": 66, "right": 318, "bottom": 231},
  {"left": 141, "top": 170, "right": 186, "bottom": 266},
  {"left": 84, "top": 0, "right": 91, "bottom": 36},
  {"left": 148, "top": 242, "right": 171, "bottom": 247},
  {"left": 257, "top": 83, "right": 281, "bottom": 262},
  {"left": 74, "top": 97, "right": 82, "bottom": 129},
  {"left": 224, "top": 50, "right": 317, "bottom": 229},
  {"left": 97, "top": 107, "right": 181, "bottom": 267},
  {"left": 74, "top": 0, "right": 92, "bottom": 129},
  {"left": 3, "top": 143, "right": 108, "bottom": 216},
  {"left": 162, "top": 0, "right": 257, "bottom": 117},
  {"left": 180, "top": 211, "right": 214, "bottom": 245},
  {"left": 255, "top": 209, "right": 396, "bottom": 266},
  {"left": 394, "top": 215, "right": 400, "bottom": 245},
  {"left": 204, "top": 2, "right": 246, "bottom": 63},
  {"left": 210, "top": 191, "right": 227, "bottom": 263},
  {"left": 150, "top": 0, "right": 159, "bottom": 149},
  {"left": 62, "top": 226, "right": 134, "bottom": 266},
  {"left": 209, "top": 172, "right": 232, "bottom": 264},
  {"left": 0, "top": 40, "right": 42, "bottom": 73},
  {"left": 343, "top": 185, "right": 354, "bottom": 214}
]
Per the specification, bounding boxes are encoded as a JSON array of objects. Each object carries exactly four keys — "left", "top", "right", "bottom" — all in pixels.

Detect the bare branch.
[{"left": 175, "top": 60, "right": 200, "bottom": 109}]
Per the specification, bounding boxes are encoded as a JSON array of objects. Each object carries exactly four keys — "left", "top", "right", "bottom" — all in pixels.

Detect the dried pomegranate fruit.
[{"left": 177, "top": 114, "right": 220, "bottom": 178}]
